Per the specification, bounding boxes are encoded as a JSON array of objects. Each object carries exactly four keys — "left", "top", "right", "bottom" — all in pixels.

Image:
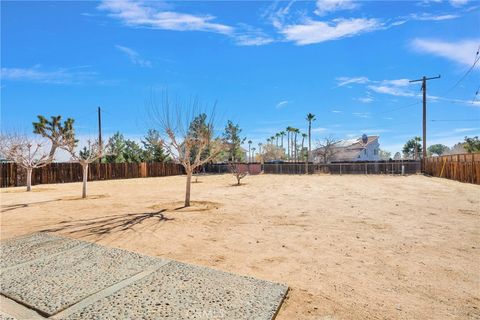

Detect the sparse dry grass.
[{"left": 1, "top": 174, "right": 479, "bottom": 319}]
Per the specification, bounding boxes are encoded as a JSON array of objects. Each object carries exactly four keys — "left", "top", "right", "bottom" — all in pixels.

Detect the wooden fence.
[
  {"left": 0, "top": 162, "right": 184, "bottom": 188},
  {"left": 424, "top": 153, "right": 480, "bottom": 184},
  {"left": 203, "top": 161, "right": 421, "bottom": 175},
  {"left": 262, "top": 161, "right": 421, "bottom": 175}
]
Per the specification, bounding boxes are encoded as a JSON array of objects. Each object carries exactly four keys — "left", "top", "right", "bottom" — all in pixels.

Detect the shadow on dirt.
[{"left": 40, "top": 210, "right": 174, "bottom": 238}]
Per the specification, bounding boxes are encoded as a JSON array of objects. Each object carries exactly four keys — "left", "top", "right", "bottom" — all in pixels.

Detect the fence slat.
[
  {"left": 424, "top": 154, "right": 479, "bottom": 184},
  {"left": 0, "top": 162, "right": 184, "bottom": 188}
]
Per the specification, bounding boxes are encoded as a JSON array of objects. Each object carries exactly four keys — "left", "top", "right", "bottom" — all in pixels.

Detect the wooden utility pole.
[
  {"left": 98, "top": 107, "right": 103, "bottom": 159},
  {"left": 409, "top": 75, "right": 440, "bottom": 170}
]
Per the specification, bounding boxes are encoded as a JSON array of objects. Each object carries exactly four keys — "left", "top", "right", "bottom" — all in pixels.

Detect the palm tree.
[
  {"left": 270, "top": 136, "right": 275, "bottom": 145},
  {"left": 306, "top": 113, "right": 316, "bottom": 162},
  {"left": 258, "top": 142, "right": 263, "bottom": 154},
  {"left": 275, "top": 133, "right": 280, "bottom": 147},
  {"left": 293, "top": 128, "right": 300, "bottom": 161},
  {"left": 266, "top": 138, "right": 271, "bottom": 146},
  {"left": 248, "top": 140, "right": 252, "bottom": 162},
  {"left": 280, "top": 131, "right": 286, "bottom": 148},
  {"left": 286, "top": 126, "right": 292, "bottom": 160},
  {"left": 301, "top": 133, "right": 307, "bottom": 159},
  {"left": 251, "top": 147, "right": 256, "bottom": 162}
]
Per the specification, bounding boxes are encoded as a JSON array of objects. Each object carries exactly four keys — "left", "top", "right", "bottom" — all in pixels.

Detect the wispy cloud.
[
  {"left": 358, "top": 96, "right": 374, "bottom": 103},
  {"left": 115, "top": 45, "right": 152, "bottom": 67},
  {"left": 449, "top": 0, "right": 469, "bottom": 7},
  {"left": 276, "top": 100, "right": 290, "bottom": 108},
  {"left": 352, "top": 112, "right": 370, "bottom": 118},
  {"left": 0, "top": 65, "right": 97, "bottom": 84},
  {"left": 279, "top": 18, "right": 382, "bottom": 45},
  {"left": 337, "top": 76, "right": 416, "bottom": 97},
  {"left": 454, "top": 127, "right": 477, "bottom": 132},
  {"left": 409, "top": 13, "right": 460, "bottom": 21},
  {"left": 99, "top": 0, "right": 274, "bottom": 47},
  {"left": 331, "top": 110, "right": 342, "bottom": 113},
  {"left": 314, "top": 0, "right": 358, "bottom": 16},
  {"left": 410, "top": 38, "right": 480, "bottom": 66},
  {"left": 312, "top": 127, "right": 328, "bottom": 132},
  {"left": 98, "top": 0, "right": 233, "bottom": 35},
  {"left": 336, "top": 76, "right": 369, "bottom": 87}
]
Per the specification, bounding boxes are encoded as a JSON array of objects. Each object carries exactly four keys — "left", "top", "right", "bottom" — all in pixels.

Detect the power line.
[
  {"left": 444, "top": 45, "right": 480, "bottom": 95},
  {"left": 431, "top": 119, "right": 480, "bottom": 122}
]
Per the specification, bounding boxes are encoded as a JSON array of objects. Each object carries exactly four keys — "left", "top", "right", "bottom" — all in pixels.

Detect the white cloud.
[
  {"left": 276, "top": 100, "right": 289, "bottom": 108},
  {"left": 454, "top": 128, "right": 477, "bottom": 132},
  {"left": 312, "top": 127, "right": 328, "bottom": 132},
  {"left": 98, "top": 0, "right": 233, "bottom": 34},
  {"left": 314, "top": 0, "right": 358, "bottom": 16},
  {"left": 0, "top": 65, "right": 97, "bottom": 84},
  {"left": 410, "top": 13, "right": 460, "bottom": 21},
  {"left": 233, "top": 25, "right": 274, "bottom": 46},
  {"left": 368, "top": 85, "right": 415, "bottom": 97},
  {"left": 336, "top": 76, "right": 370, "bottom": 87},
  {"left": 449, "top": 0, "right": 469, "bottom": 7},
  {"left": 280, "top": 18, "right": 382, "bottom": 45},
  {"left": 352, "top": 112, "right": 370, "bottom": 118},
  {"left": 115, "top": 45, "right": 152, "bottom": 67},
  {"left": 358, "top": 96, "right": 374, "bottom": 103},
  {"left": 411, "top": 38, "right": 480, "bottom": 66},
  {"left": 331, "top": 110, "right": 342, "bottom": 113}
]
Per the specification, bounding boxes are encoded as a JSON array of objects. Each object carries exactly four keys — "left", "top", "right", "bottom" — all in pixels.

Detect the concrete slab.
[
  {"left": 1, "top": 233, "right": 288, "bottom": 320},
  {"left": 63, "top": 261, "right": 288, "bottom": 320},
  {"left": 1, "top": 238, "right": 164, "bottom": 316},
  {"left": 0, "top": 233, "right": 84, "bottom": 269}
]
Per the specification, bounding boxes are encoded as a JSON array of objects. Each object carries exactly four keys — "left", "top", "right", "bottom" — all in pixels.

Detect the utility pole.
[
  {"left": 98, "top": 106, "right": 102, "bottom": 159},
  {"left": 409, "top": 75, "right": 440, "bottom": 170}
]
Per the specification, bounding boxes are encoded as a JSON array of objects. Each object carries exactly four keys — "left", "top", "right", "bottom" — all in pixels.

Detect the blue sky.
[{"left": 1, "top": 0, "right": 479, "bottom": 154}]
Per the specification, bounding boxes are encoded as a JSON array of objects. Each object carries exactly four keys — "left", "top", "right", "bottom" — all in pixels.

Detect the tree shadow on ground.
[
  {"left": 40, "top": 210, "right": 174, "bottom": 238},
  {"left": 1, "top": 199, "right": 63, "bottom": 213}
]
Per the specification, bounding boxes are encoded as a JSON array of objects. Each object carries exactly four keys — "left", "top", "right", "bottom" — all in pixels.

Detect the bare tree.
[
  {"left": 62, "top": 138, "right": 109, "bottom": 198},
  {"left": 149, "top": 95, "right": 225, "bottom": 207},
  {"left": 0, "top": 133, "right": 53, "bottom": 191},
  {"left": 315, "top": 136, "right": 340, "bottom": 164},
  {"left": 229, "top": 163, "right": 248, "bottom": 185}
]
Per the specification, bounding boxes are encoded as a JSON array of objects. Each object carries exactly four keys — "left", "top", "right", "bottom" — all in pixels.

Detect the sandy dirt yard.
[{"left": 1, "top": 174, "right": 479, "bottom": 319}]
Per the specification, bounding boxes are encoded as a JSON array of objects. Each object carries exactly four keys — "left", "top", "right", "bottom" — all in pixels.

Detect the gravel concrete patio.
[{"left": 0, "top": 233, "right": 288, "bottom": 319}]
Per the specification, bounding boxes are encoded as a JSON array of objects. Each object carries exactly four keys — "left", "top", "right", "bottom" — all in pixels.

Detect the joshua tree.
[
  {"left": 63, "top": 138, "right": 109, "bottom": 198},
  {"left": 306, "top": 113, "right": 316, "bottom": 162},
  {"left": 0, "top": 133, "right": 53, "bottom": 191},
  {"left": 150, "top": 95, "right": 225, "bottom": 207},
  {"left": 33, "top": 115, "right": 75, "bottom": 158}
]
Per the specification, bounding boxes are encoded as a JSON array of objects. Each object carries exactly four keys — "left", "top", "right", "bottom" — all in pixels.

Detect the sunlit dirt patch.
[
  {"left": 58, "top": 194, "right": 109, "bottom": 201},
  {"left": 149, "top": 200, "right": 222, "bottom": 213}
]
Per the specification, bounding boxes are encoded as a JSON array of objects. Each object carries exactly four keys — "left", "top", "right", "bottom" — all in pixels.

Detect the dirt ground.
[{"left": 1, "top": 174, "right": 479, "bottom": 319}]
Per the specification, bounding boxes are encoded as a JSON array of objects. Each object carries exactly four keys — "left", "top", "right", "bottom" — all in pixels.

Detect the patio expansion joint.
[
  {"left": 49, "top": 259, "right": 172, "bottom": 319},
  {"left": 1, "top": 242, "right": 92, "bottom": 273},
  {"left": 0, "top": 294, "right": 48, "bottom": 319}
]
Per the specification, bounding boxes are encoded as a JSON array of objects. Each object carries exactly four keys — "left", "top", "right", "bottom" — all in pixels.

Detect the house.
[{"left": 315, "top": 134, "right": 381, "bottom": 163}]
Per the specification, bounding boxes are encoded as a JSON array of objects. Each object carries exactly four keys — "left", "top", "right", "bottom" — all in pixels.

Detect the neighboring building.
[{"left": 314, "top": 135, "right": 381, "bottom": 163}]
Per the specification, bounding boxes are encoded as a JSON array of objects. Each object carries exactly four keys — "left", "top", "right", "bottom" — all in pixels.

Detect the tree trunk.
[
  {"left": 82, "top": 163, "right": 88, "bottom": 199},
  {"left": 185, "top": 170, "right": 192, "bottom": 207},
  {"left": 26, "top": 167, "right": 32, "bottom": 192}
]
